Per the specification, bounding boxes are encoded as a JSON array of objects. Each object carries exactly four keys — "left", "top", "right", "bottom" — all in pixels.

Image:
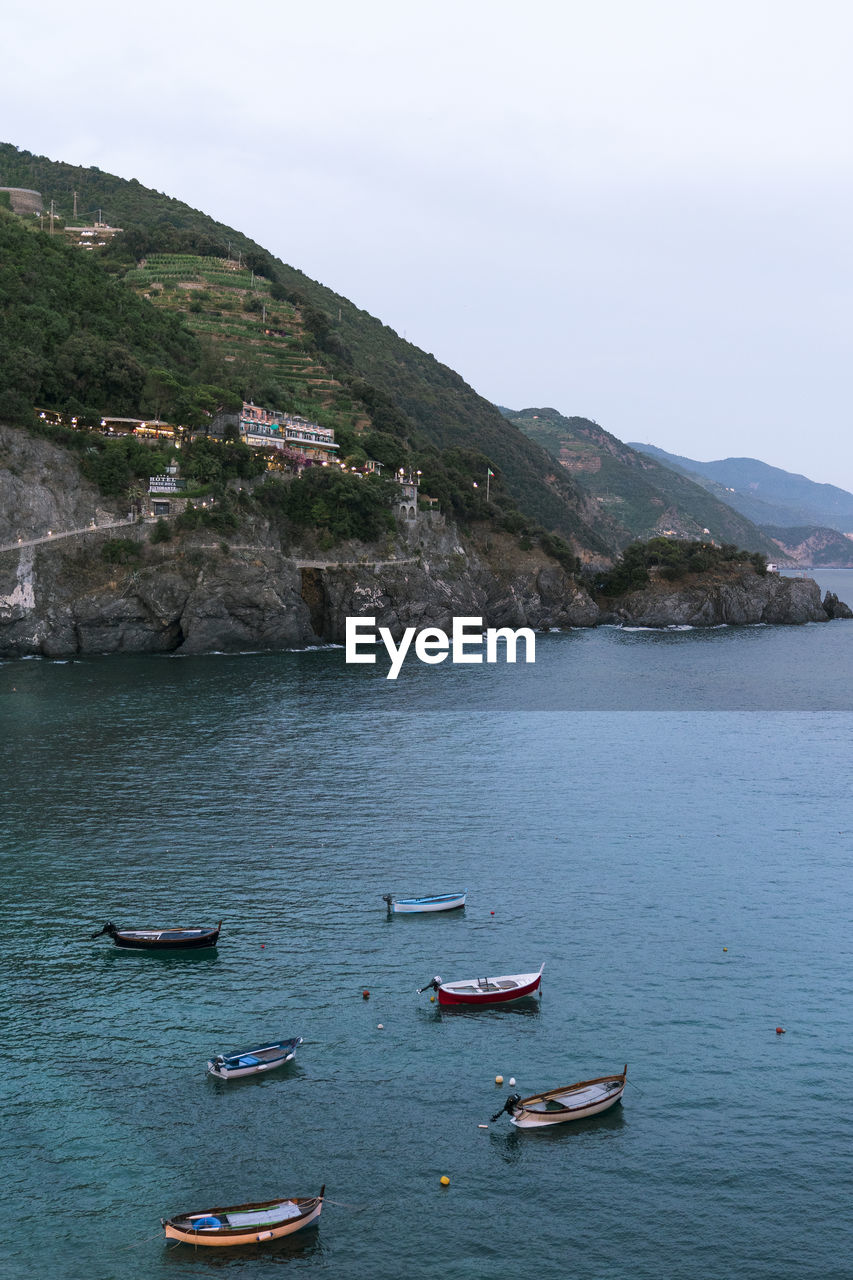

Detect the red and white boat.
[{"left": 419, "top": 963, "right": 544, "bottom": 1006}]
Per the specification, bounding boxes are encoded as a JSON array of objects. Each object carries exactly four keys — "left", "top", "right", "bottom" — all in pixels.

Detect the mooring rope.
[
  {"left": 119, "top": 1228, "right": 167, "bottom": 1251},
  {"left": 321, "top": 1196, "right": 375, "bottom": 1212}
]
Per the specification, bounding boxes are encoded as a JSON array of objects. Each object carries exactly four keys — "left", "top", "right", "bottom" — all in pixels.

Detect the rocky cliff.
[
  {"left": 0, "top": 522, "right": 598, "bottom": 658},
  {"left": 597, "top": 569, "right": 845, "bottom": 627},
  {"left": 0, "top": 424, "right": 847, "bottom": 658}
]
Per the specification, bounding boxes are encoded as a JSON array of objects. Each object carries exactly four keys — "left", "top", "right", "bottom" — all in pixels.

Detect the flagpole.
[{"left": 486, "top": 468, "right": 491, "bottom": 502}]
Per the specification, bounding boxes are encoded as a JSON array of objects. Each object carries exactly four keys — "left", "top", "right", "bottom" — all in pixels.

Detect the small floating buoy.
[
  {"left": 478, "top": 1124, "right": 488, "bottom": 1129},
  {"left": 776, "top": 1026, "right": 786, "bottom": 1034},
  {"left": 377, "top": 1023, "right": 384, "bottom": 1029},
  {"left": 495, "top": 1075, "right": 504, "bottom": 1085},
  {"left": 490, "top": 911, "right": 495, "bottom": 915},
  {"left": 440, "top": 1175, "right": 450, "bottom": 1187},
  {"left": 509, "top": 1078, "right": 516, "bottom": 1086},
  {"left": 362, "top": 990, "right": 370, "bottom": 999},
  {"left": 260, "top": 944, "right": 265, "bottom": 948},
  {"left": 723, "top": 947, "right": 727, "bottom": 952}
]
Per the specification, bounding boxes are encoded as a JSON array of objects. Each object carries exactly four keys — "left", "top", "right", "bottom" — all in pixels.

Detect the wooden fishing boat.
[
  {"left": 90, "top": 921, "right": 222, "bottom": 950},
  {"left": 492, "top": 1065, "right": 627, "bottom": 1128},
  {"left": 383, "top": 891, "right": 466, "bottom": 914},
  {"left": 162, "top": 1187, "right": 324, "bottom": 1246},
  {"left": 419, "top": 962, "right": 544, "bottom": 1006},
  {"left": 208, "top": 1037, "right": 303, "bottom": 1080}
]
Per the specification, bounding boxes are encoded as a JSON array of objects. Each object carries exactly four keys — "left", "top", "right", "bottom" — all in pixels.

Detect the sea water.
[{"left": 1, "top": 570, "right": 851, "bottom": 1279}]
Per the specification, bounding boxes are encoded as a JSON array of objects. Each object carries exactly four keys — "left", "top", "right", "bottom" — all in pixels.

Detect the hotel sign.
[{"left": 149, "top": 475, "right": 186, "bottom": 493}]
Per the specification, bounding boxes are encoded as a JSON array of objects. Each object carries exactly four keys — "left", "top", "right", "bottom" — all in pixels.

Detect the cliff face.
[
  {"left": 598, "top": 570, "right": 834, "bottom": 627},
  {"left": 0, "top": 424, "right": 125, "bottom": 542},
  {"left": 0, "top": 424, "right": 847, "bottom": 659},
  {"left": 0, "top": 523, "right": 598, "bottom": 659}
]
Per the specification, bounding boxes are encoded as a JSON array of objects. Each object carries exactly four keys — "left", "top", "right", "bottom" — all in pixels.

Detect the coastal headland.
[{"left": 1, "top": 425, "right": 848, "bottom": 660}]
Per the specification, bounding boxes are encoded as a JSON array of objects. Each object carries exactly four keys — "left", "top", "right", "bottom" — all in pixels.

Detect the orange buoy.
[
  {"left": 362, "top": 990, "right": 370, "bottom": 999},
  {"left": 776, "top": 1026, "right": 786, "bottom": 1034}
]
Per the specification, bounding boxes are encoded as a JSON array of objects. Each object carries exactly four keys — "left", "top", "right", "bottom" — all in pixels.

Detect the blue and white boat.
[
  {"left": 207, "top": 1037, "right": 303, "bottom": 1080},
  {"left": 383, "top": 891, "right": 467, "bottom": 914}
]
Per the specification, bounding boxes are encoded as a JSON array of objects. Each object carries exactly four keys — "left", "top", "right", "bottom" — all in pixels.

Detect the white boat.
[
  {"left": 383, "top": 891, "right": 466, "bottom": 914},
  {"left": 207, "top": 1037, "right": 302, "bottom": 1080},
  {"left": 162, "top": 1187, "right": 324, "bottom": 1246},
  {"left": 492, "top": 1065, "right": 627, "bottom": 1128}
]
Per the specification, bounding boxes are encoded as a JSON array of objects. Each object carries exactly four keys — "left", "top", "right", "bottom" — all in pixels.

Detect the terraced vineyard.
[{"left": 124, "top": 254, "right": 366, "bottom": 434}]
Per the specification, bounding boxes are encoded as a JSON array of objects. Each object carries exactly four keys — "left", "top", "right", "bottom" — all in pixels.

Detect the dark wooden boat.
[
  {"left": 90, "top": 921, "right": 222, "bottom": 950},
  {"left": 162, "top": 1187, "right": 325, "bottom": 1246}
]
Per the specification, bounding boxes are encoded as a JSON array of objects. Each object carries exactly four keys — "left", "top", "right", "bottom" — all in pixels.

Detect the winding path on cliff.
[
  {"left": 0, "top": 520, "right": 421, "bottom": 571},
  {"left": 0, "top": 518, "right": 138, "bottom": 554}
]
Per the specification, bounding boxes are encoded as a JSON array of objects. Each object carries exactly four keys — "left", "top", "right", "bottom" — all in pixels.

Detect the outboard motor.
[
  {"left": 90, "top": 922, "right": 117, "bottom": 940},
  {"left": 382, "top": 895, "right": 393, "bottom": 912},
  {"left": 418, "top": 976, "right": 442, "bottom": 994},
  {"left": 491, "top": 1093, "right": 522, "bottom": 1123}
]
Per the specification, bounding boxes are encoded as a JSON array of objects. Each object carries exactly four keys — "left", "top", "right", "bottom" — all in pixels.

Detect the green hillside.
[
  {"left": 0, "top": 142, "right": 612, "bottom": 558},
  {"left": 0, "top": 207, "right": 225, "bottom": 425},
  {"left": 504, "top": 407, "right": 781, "bottom": 556}
]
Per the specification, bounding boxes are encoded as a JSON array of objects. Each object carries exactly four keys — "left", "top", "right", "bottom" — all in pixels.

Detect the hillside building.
[{"left": 239, "top": 402, "right": 339, "bottom": 464}]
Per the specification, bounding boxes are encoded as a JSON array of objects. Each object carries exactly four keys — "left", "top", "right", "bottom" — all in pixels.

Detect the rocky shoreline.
[
  {"left": 0, "top": 423, "right": 850, "bottom": 659},
  {"left": 1, "top": 523, "right": 849, "bottom": 659}
]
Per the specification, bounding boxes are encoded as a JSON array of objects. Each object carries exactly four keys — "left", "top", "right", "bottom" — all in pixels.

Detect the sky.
[{"left": 4, "top": 0, "right": 852, "bottom": 488}]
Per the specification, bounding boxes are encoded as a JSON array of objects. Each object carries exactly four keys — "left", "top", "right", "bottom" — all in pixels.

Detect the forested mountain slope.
[
  {"left": 0, "top": 142, "right": 612, "bottom": 558},
  {"left": 505, "top": 406, "right": 782, "bottom": 556}
]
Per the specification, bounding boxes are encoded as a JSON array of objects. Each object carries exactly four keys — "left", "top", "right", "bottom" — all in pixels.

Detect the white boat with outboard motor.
[
  {"left": 491, "top": 1065, "right": 627, "bottom": 1128},
  {"left": 207, "top": 1037, "right": 303, "bottom": 1080}
]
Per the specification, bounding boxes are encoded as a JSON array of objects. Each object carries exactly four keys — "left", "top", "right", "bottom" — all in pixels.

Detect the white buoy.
[
  {"left": 509, "top": 1078, "right": 516, "bottom": 1086},
  {"left": 377, "top": 1023, "right": 384, "bottom": 1029}
]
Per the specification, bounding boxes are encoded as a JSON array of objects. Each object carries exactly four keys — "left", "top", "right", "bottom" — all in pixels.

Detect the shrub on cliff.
[
  {"left": 101, "top": 538, "right": 141, "bottom": 564},
  {"left": 596, "top": 538, "right": 769, "bottom": 596},
  {"left": 258, "top": 468, "right": 395, "bottom": 543}
]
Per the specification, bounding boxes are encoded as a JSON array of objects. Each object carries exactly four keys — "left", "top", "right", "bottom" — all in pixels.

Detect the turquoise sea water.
[{"left": 2, "top": 572, "right": 852, "bottom": 1279}]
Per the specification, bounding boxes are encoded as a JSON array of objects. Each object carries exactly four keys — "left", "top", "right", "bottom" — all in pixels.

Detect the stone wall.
[{"left": 0, "top": 187, "right": 43, "bottom": 215}]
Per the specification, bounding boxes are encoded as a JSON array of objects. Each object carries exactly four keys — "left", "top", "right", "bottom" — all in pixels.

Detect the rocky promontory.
[{"left": 596, "top": 569, "right": 849, "bottom": 628}]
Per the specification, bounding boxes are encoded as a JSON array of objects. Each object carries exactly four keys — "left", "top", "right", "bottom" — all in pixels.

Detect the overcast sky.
[{"left": 4, "top": 1, "right": 852, "bottom": 487}]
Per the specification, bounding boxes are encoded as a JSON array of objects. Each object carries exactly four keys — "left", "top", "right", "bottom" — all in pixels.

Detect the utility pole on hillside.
[
  {"left": 49, "top": 199, "right": 55, "bottom": 235},
  {"left": 73, "top": 190, "right": 78, "bottom": 218}
]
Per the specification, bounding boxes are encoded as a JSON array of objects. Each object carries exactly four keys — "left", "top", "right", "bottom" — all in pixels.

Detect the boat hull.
[
  {"left": 392, "top": 893, "right": 466, "bottom": 914},
  {"left": 111, "top": 926, "right": 220, "bottom": 950},
  {"left": 511, "top": 1072, "right": 626, "bottom": 1128},
  {"left": 438, "top": 968, "right": 543, "bottom": 1006},
  {"left": 163, "top": 1195, "right": 322, "bottom": 1246},
  {"left": 208, "top": 1038, "right": 302, "bottom": 1080}
]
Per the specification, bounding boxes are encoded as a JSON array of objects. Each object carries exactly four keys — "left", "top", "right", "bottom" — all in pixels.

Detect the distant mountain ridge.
[{"left": 628, "top": 443, "right": 853, "bottom": 533}]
